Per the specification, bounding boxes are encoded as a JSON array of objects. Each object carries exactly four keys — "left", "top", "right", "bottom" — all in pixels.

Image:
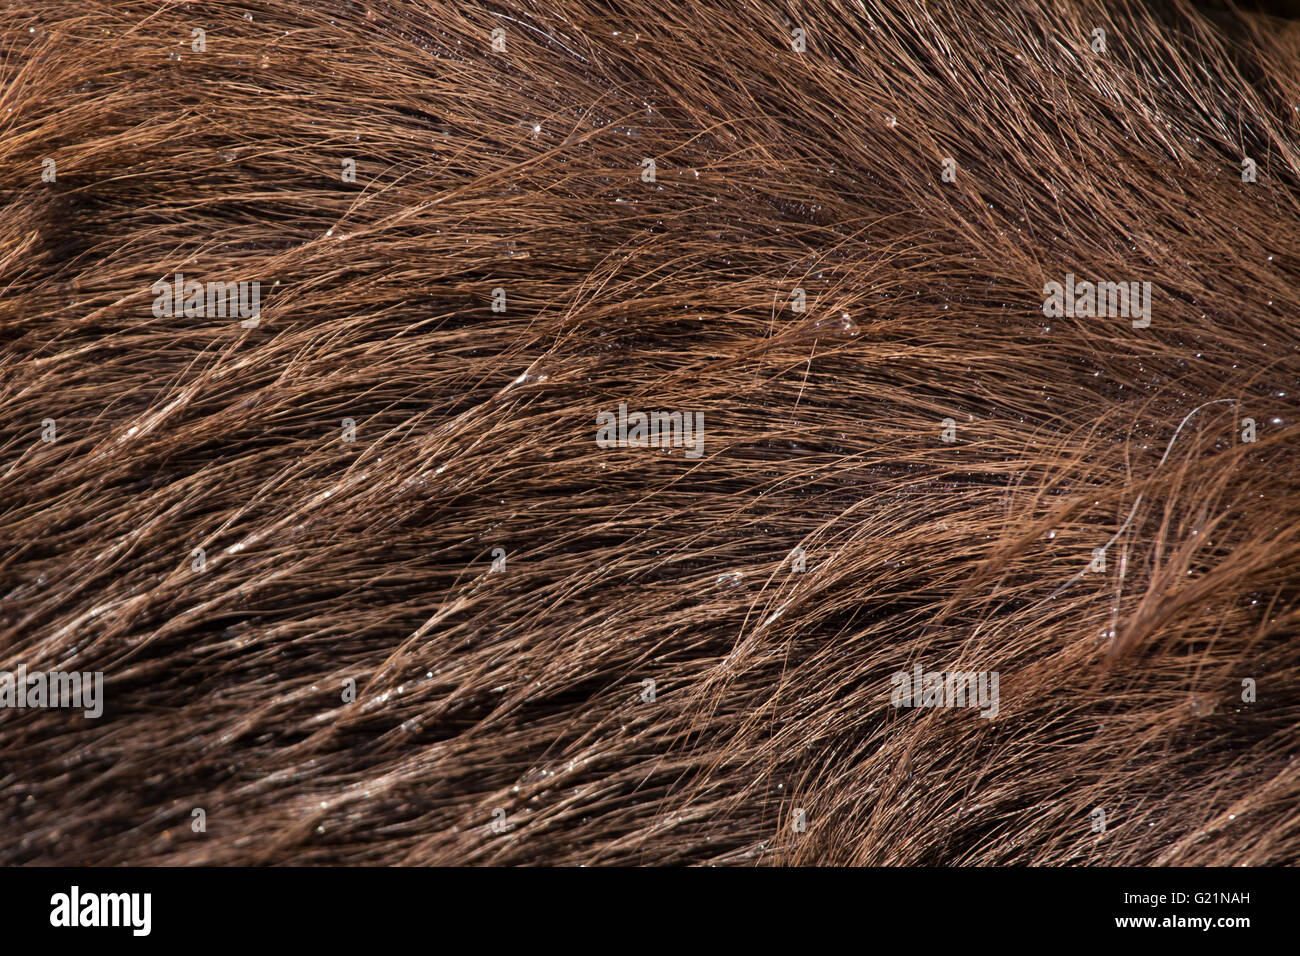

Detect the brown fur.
[{"left": 1, "top": 0, "right": 1299, "bottom": 865}]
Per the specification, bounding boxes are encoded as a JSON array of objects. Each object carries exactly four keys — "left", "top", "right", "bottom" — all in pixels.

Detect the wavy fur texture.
[{"left": 1, "top": 0, "right": 1299, "bottom": 865}]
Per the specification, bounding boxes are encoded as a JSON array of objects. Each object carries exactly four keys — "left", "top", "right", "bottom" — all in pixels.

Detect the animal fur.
[{"left": 1, "top": 0, "right": 1298, "bottom": 865}]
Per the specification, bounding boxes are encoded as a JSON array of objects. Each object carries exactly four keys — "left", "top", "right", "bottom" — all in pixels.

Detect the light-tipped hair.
[{"left": 1, "top": 0, "right": 1298, "bottom": 865}]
